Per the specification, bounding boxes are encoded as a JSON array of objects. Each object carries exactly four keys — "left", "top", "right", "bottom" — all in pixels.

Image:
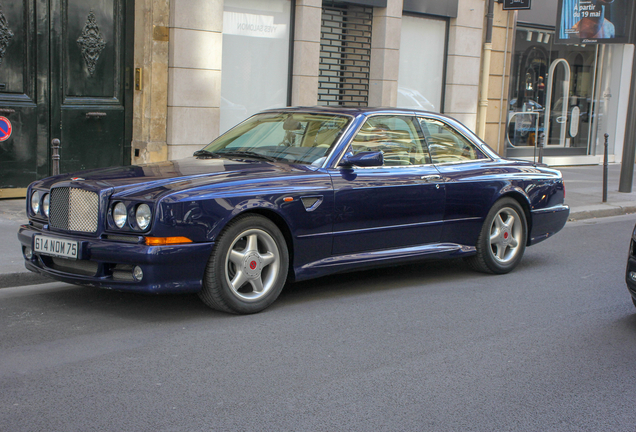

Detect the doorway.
[
  {"left": 506, "top": 27, "right": 597, "bottom": 161},
  {"left": 0, "top": 0, "right": 133, "bottom": 197}
]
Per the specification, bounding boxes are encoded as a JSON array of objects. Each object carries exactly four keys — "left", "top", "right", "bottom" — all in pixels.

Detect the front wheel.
[
  {"left": 198, "top": 215, "right": 289, "bottom": 314},
  {"left": 467, "top": 197, "right": 527, "bottom": 274}
]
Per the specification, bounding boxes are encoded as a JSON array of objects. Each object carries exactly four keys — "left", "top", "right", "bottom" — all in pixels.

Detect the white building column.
[
  {"left": 166, "top": 0, "right": 223, "bottom": 160},
  {"left": 368, "top": 0, "right": 403, "bottom": 107},
  {"left": 291, "top": 0, "right": 322, "bottom": 106},
  {"left": 444, "top": 0, "right": 485, "bottom": 132}
]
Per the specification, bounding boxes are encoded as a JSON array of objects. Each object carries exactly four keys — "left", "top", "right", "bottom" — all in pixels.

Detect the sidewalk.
[{"left": 1, "top": 164, "right": 635, "bottom": 288}]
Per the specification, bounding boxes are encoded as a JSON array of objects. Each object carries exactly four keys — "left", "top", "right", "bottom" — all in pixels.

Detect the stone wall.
[
  {"left": 132, "top": 0, "right": 170, "bottom": 164},
  {"left": 484, "top": 6, "right": 515, "bottom": 154}
]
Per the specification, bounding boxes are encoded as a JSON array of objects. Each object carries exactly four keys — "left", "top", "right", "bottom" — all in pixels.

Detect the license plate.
[{"left": 34, "top": 235, "right": 79, "bottom": 260}]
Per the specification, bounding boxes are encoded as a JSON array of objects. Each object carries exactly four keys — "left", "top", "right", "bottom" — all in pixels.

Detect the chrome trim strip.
[
  {"left": 301, "top": 242, "right": 473, "bottom": 269},
  {"left": 332, "top": 219, "right": 444, "bottom": 236},
  {"left": 530, "top": 204, "right": 569, "bottom": 214},
  {"left": 442, "top": 216, "right": 483, "bottom": 223}
]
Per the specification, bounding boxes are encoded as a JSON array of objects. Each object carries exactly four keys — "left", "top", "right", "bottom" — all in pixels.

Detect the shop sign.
[
  {"left": 556, "top": 0, "right": 635, "bottom": 44},
  {"left": 503, "top": 0, "right": 531, "bottom": 10},
  {"left": 223, "top": 12, "right": 287, "bottom": 39}
]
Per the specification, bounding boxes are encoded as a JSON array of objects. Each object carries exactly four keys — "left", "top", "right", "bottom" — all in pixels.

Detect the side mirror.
[{"left": 340, "top": 151, "right": 383, "bottom": 168}]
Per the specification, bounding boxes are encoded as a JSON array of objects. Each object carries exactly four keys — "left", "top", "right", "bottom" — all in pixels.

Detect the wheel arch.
[
  {"left": 233, "top": 208, "right": 296, "bottom": 280},
  {"left": 497, "top": 190, "right": 533, "bottom": 246}
]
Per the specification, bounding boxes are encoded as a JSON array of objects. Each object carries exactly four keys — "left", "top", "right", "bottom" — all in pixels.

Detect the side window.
[
  {"left": 350, "top": 116, "right": 431, "bottom": 166},
  {"left": 419, "top": 117, "right": 487, "bottom": 164}
]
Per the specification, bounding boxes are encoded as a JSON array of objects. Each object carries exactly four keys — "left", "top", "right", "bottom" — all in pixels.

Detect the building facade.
[
  {"left": 0, "top": 0, "right": 632, "bottom": 197},
  {"left": 506, "top": 0, "right": 634, "bottom": 165}
]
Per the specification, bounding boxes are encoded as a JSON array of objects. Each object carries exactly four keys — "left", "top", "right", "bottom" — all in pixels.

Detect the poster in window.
[{"left": 556, "top": 0, "right": 634, "bottom": 44}]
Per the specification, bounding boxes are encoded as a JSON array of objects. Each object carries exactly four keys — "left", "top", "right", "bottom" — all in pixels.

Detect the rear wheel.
[
  {"left": 632, "top": 296, "right": 636, "bottom": 309},
  {"left": 198, "top": 215, "right": 289, "bottom": 314},
  {"left": 467, "top": 197, "right": 527, "bottom": 274}
]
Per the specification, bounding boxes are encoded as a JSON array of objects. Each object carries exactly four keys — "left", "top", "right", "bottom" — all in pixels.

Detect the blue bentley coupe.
[{"left": 18, "top": 107, "right": 569, "bottom": 314}]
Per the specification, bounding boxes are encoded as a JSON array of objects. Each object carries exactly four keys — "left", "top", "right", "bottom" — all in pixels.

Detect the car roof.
[{"left": 260, "top": 106, "right": 440, "bottom": 117}]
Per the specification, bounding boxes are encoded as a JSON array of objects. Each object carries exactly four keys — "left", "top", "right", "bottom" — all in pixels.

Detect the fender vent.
[{"left": 301, "top": 196, "right": 323, "bottom": 211}]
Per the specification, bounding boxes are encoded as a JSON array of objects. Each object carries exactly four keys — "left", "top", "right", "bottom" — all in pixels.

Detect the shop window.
[
  {"left": 220, "top": 0, "right": 292, "bottom": 133},
  {"left": 507, "top": 27, "right": 597, "bottom": 158},
  {"left": 397, "top": 15, "right": 448, "bottom": 112}
]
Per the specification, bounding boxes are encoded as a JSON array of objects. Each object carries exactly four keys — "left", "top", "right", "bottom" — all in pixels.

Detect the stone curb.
[{"left": 568, "top": 205, "right": 636, "bottom": 221}]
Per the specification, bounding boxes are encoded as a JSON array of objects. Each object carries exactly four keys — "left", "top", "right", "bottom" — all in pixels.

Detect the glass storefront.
[
  {"left": 507, "top": 27, "right": 598, "bottom": 159},
  {"left": 220, "top": 0, "right": 292, "bottom": 134}
]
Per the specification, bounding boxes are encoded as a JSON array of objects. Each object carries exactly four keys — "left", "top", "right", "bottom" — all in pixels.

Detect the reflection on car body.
[{"left": 19, "top": 107, "right": 569, "bottom": 314}]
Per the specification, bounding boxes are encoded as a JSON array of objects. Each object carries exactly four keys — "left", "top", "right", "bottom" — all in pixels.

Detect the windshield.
[{"left": 197, "top": 112, "right": 351, "bottom": 165}]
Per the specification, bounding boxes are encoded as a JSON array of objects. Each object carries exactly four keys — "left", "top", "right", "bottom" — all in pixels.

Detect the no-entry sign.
[{"left": 0, "top": 116, "right": 12, "bottom": 142}]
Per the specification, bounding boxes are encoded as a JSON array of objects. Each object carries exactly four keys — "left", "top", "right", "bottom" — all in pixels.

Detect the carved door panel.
[
  {"left": 51, "top": 0, "right": 131, "bottom": 174},
  {"left": 0, "top": 0, "right": 131, "bottom": 193},
  {"left": 0, "top": 0, "right": 48, "bottom": 193}
]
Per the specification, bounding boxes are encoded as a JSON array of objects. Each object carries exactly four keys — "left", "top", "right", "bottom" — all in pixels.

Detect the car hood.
[{"left": 33, "top": 157, "right": 326, "bottom": 200}]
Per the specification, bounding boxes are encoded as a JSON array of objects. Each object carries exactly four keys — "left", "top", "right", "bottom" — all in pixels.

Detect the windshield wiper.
[
  {"left": 216, "top": 150, "right": 279, "bottom": 163},
  {"left": 193, "top": 149, "right": 219, "bottom": 159}
]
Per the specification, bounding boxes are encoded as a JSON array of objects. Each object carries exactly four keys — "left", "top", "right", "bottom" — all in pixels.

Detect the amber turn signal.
[{"left": 144, "top": 236, "right": 193, "bottom": 246}]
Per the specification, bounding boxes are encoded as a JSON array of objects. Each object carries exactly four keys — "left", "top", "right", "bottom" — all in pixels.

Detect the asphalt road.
[{"left": 1, "top": 215, "right": 636, "bottom": 431}]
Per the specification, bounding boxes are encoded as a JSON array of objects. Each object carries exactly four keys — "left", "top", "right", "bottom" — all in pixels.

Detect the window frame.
[
  {"left": 418, "top": 116, "right": 493, "bottom": 165},
  {"left": 334, "top": 113, "right": 436, "bottom": 169}
]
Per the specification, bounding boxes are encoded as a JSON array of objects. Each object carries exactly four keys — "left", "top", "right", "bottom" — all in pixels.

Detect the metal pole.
[
  {"left": 537, "top": 133, "right": 545, "bottom": 164},
  {"left": 603, "top": 133, "right": 609, "bottom": 203},
  {"left": 51, "top": 138, "right": 61, "bottom": 176}
]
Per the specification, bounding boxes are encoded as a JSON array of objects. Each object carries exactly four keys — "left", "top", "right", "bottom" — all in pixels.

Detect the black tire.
[
  {"left": 466, "top": 197, "right": 527, "bottom": 274},
  {"left": 632, "top": 296, "right": 636, "bottom": 309},
  {"left": 198, "top": 214, "right": 289, "bottom": 314}
]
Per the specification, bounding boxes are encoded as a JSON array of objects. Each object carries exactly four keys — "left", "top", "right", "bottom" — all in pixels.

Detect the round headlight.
[
  {"left": 42, "top": 193, "right": 50, "bottom": 217},
  {"left": 113, "top": 202, "right": 128, "bottom": 228},
  {"left": 135, "top": 204, "right": 152, "bottom": 231},
  {"left": 31, "top": 191, "right": 40, "bottom": 214}
]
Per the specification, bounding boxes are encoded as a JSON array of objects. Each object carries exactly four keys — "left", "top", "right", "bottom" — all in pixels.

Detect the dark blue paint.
[
  {"left": 625, "top": 226, "right": 636, "bottom": 304},
  {"left": 18, "top": 107, "right": 569, "bottom": 295}
]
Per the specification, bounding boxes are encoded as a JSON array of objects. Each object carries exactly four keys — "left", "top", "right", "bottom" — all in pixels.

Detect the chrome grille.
[{"left": 49, "top": 187, "right": 99, "bottom": 233}]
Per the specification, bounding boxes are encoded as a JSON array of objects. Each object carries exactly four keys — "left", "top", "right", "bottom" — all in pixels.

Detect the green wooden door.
[
  {"left": 51, "top": 0, "right": 132, "bottom": 174},
  {"left": 0, "top": 0, "right": 132, "bottom": 194},
  {"left": 0, "top": 1, "right": 48, "bottom": 194}
]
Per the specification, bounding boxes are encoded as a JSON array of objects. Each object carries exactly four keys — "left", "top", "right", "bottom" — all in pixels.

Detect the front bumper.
[{"left": 18, "top": 224, "right": 213, "bottom": 294}]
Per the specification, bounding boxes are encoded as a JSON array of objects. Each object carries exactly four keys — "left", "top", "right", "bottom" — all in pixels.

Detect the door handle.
[
  {"left": 421, "top": 175, "right": 441, "bottom": 182},
  {"left": 86, "top": 112, "right": 107, "bottom": 118},
  {"left": 0, "top": 108, "right": 15, "bottom": 114}
]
